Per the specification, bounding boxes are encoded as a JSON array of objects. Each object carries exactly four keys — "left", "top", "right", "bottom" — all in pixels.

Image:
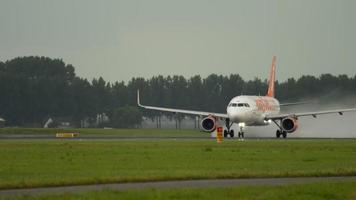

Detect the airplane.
[{"left": 137, "top": 56, "right": 356, "bottom": 139}]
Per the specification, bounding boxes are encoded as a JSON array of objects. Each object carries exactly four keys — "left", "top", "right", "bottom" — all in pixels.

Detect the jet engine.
[
  {"left": 201, "top": 116, "right": 216, "bottom": 132},
  {"left": 281, "top": 117, "right": 299, "bottom": 133}
]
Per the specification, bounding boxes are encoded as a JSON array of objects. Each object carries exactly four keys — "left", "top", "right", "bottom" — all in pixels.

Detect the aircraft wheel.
[
  {"left": 224, "top": 130, "right": 228, "bottom": 138},
  {"left": 229, "top": 130, "right": 234, "bottom": 138},
  {"left": 282, "top": 131, "right": 287, "bottom": 138},
  {"left": 276, "top": 130, "right": 281, "bottom": 138}
]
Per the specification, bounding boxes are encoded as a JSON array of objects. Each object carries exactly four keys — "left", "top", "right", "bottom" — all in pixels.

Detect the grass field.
[
  {"left": 0, "top": 128, "right": 204, "bottom": 137},
  {"left": 1, "top": 182, "right": 356, "bottom": 200},
  {"left": 1, "top": 137, "right": 356, "bottom": 189}
]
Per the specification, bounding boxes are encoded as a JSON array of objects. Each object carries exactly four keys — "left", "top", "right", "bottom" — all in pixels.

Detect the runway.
[
  {"left": 1, "top": 134, "right": 356, "bottom": 141},
  {"left": 1, "top": 176, "right": 356, "bottom": 197},
  {"left": 0, "top": 134, "right": 211, "bottom": 141}
]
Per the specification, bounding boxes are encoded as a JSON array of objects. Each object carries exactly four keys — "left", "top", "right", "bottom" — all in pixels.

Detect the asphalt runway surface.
[
  {"left": 1, "top": 135, "right": 210, "bottom": 141},
  {"left": 1, "top": 134, "right": 356, "bottom": 141},
  {"left": 1, "top": 176, "right": 356, "bottom": 197}
]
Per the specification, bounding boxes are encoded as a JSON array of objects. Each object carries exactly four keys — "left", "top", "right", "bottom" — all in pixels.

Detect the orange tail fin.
[{"left": 266, "top": 56, "right": 276, "bottom": 97}]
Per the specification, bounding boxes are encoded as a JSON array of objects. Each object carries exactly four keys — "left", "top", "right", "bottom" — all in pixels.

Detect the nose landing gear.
[{"left": 237, "top": 123, "right": 245, "bottom": 140}]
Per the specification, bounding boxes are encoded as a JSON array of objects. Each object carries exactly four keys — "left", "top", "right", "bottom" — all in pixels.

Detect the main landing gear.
[
  {"left": 224, "top": 118, "right": 234, "bottom": 138},
  {"left": 276, "top": 129, "right": 287, "bottom": 138},
  {"left": 272, "top": 120, "right": 287, "bottom": 139}
]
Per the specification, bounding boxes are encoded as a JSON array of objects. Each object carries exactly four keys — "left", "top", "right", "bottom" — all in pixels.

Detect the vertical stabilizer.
[{"left": 266, "top": 56, "right": 276, "bottom": 97}]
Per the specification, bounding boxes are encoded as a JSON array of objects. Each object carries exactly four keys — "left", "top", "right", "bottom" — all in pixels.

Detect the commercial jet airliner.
[{"left": 137, "top": 56, "right": 356, "bottom": 139}]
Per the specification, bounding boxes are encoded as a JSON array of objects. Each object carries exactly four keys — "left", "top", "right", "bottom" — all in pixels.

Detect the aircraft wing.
[
  {"left": 137, "top": 90, "right": 228, "bottom": 118},
  {"left": 265, "top": 108, "right": 356, "bottom": 120},
  {"left": 279, "top": 101, "right": 311, "bottom": 106}
]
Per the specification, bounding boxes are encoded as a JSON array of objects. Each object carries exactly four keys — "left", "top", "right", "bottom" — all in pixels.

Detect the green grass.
[
  {"left": 2, "top": 182, "right": 356, "bottom": 200},
  {"left": 1, "top": 139, "right": 356, "bottom": 189},
  {"left": 0, "top": 128, "right": 204, "bottom": 137}
]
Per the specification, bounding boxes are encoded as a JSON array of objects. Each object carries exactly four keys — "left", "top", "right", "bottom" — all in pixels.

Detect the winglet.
[
  {"left": 137, "top": 90, "right": 142, "bottom": 107},
  {"left": 266, "top": 56, "right": 276, "bottom": 97}
]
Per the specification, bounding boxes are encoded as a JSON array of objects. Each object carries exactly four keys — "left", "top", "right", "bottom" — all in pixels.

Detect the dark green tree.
[
  {"left": 111, "top": 106, "right": 142, "bottom": 128},
  {"left": 1, "top": 56, "right": 356, "bottom": 127}
]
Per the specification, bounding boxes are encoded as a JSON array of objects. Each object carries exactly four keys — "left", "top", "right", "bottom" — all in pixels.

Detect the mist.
[{"left": 241, "top": 95, "right": 356, "bottom": 138}]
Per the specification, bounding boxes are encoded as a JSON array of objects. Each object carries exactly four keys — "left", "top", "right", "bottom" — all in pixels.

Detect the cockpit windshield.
[{"left": 229, "top": 103, "right": 250, "bottom": 107}]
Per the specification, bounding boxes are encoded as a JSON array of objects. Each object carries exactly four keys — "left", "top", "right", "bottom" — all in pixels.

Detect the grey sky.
[{"left": 1, "top": 0, "right": 355, "bottom": 83}]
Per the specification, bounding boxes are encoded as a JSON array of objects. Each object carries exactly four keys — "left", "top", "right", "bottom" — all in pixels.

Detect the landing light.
[
  {"left": 238, "top": 122, "right": 246, "bottom": 128},
  {"left": 263, "top": 119, "right": 272, "bottom": 124}
]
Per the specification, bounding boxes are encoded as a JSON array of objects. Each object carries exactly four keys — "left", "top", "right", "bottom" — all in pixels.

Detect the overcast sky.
[{"left": 0, "top": 0, "right": 355, "bottom": 83}]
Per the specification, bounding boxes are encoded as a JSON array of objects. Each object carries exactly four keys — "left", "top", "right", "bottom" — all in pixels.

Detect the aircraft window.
[{"left": 236, "top": 103, "right": 250, "bottom": 107}]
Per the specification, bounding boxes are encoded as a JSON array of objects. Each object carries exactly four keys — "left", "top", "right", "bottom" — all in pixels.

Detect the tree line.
[{"left": 0, "top": 56, "right": 355, "bottom": 127}]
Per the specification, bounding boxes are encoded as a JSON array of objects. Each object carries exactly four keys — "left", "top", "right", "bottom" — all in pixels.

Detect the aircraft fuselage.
[{"left": 227, "top": 95, "right": 280, "bottom": 126}]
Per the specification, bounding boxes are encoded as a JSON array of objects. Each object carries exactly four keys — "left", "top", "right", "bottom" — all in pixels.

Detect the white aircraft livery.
[{"left": 137, "top": 56, "right": 356, "bottom": 139}]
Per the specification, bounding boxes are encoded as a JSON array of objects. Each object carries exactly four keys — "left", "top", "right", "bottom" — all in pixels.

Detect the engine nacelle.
[
  {"left": 281, "top": 117, "right": 299, "bottom": 133},
  {"left": 200, "top": 116, "right": 216, "bottom": 132}
]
